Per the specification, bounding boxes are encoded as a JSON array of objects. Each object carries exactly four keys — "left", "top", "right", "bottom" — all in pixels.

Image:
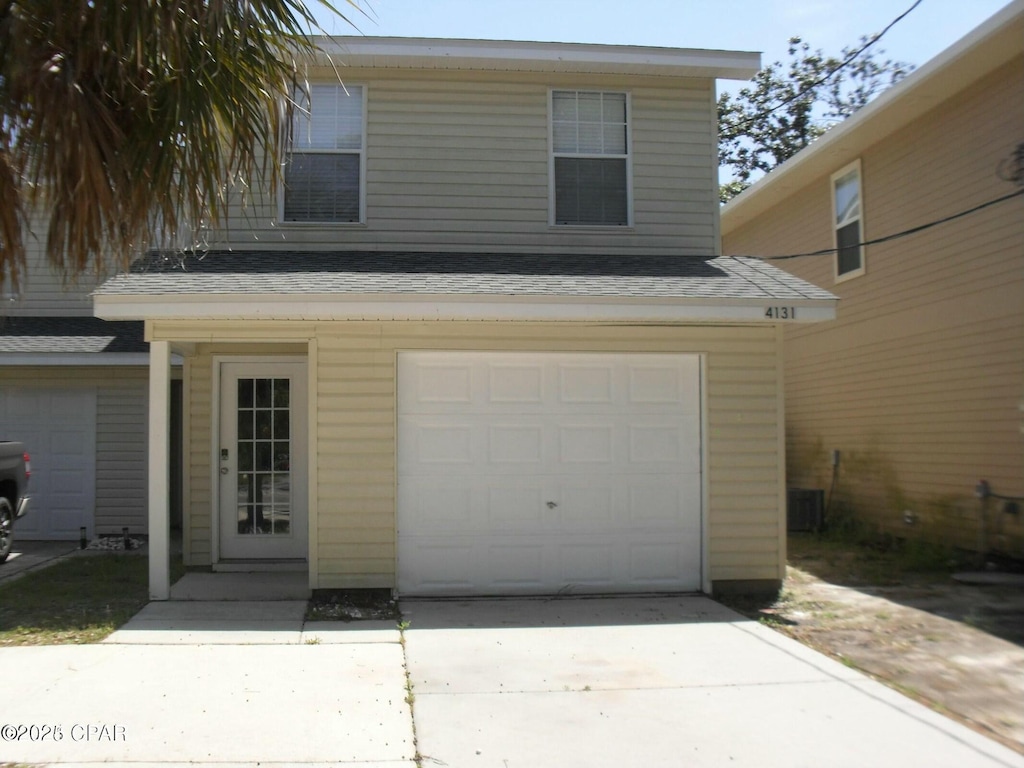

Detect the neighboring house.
[
  {"left": 721, "top": 2, "right": 1024, "bottom": 556},
  {"left": 0, "top": 213, "right": 169, "bottom": 542},
  {"left": 93, "top": 38, "right": 839, "bottom": 600}
]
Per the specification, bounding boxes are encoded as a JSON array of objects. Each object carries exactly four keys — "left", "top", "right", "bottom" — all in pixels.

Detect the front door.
[{"left": 218, "top": 361, "right": 308, "bottom": 561}]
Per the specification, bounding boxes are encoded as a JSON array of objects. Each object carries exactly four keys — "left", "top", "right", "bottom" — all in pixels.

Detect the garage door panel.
[
  {"left": 558, "top": 363, "right": 615, "bottom": 404},
  {"left": 559, "top": 484, "right": 617, "bottom": 527},
  {"left": 398, "top": 480, "right": 474, "bottom": 528},
  {"left": 397, "top": 352, "right": 703, "bottom": 596},
  {"left": 558, "top": 424, "right": 614, "bottom": 464},
  {"left": 1, "top": 389, "right": 96, "bottom": 540},
  {"left": 408, "top": 363, "right": 474, "bottom": 405},
  {"left": 408, "top": 422, "right": 475, "bottom": 465},
  {"left": 557, "top": 542, "right": 615, "bottom": 586},
  {"left": 49, "top": 506, "right": 88, "bottom": 537},
  {"left": 487, "top": 485, "right": 546, "bottom": 529},
  {"left": 488, "top": 363, "right": 544, "bottom": 403},
  {"left": 398, "top": 539, "right": 475, "bottom": 593},
  {"left": 487, "top": 424, "right": 544, "bottom": 464},
  {"left": 628, "top": 365, "right": 684, "bottom": 403},
  {"left": 484, "top": 543, "right": 545, "bottom": 590},
  {"left": 629, "top": 541, "right": 695, "bottom": 587}
]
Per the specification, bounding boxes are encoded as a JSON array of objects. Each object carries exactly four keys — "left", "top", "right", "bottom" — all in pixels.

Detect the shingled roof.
[
  {"left": 96, "top": 250, "right": 836, "bottom": 302},
  {"left": 0, "top": 317, "right": 146, "bottom": 355}
]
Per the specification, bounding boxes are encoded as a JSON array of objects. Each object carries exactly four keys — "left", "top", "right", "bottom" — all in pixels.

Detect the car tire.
[{"left": 0, "top": 497, "right": 13, "bottom": 563}]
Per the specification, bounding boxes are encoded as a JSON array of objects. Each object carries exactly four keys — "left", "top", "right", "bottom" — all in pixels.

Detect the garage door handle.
[{"left": 546, "top": 501, "right": 558, "bottom": 509}]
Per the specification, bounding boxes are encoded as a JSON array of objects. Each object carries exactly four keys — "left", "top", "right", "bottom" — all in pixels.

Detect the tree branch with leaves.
[
  {"left": 0, "top": 0, "right": 357, "bottom": 289},
  {"left": 718, "top": 36, "right": 913, "bottom": 203}
]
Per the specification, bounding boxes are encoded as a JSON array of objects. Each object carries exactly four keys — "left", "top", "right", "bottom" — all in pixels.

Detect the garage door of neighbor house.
[
  {"left": 397, "top": 351, "right": 703, "bottom": 596},
  {"left": 0, "top": 389, "right": 97, "bottom": 540}
]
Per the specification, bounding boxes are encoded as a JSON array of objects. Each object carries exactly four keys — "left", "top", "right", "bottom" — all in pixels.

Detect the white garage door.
[
  {"left": 397, "top": 352, "right": 703, "bottom": 596},
  {"left": 0, "top": 389, "right": 96, "bottom": 540}
]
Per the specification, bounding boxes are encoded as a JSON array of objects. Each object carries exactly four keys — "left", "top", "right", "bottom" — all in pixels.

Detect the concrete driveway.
[
  {"left": 4, "top": 594, "right": 1022, "bottom": 767},
  {"left": 401, "top": 596, "right": 1024, "bottom": 768}
]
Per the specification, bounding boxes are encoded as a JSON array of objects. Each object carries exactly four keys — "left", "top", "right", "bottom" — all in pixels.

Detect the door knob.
[{"left": 220, "top": 467, "right": 229, "bottom": 475}]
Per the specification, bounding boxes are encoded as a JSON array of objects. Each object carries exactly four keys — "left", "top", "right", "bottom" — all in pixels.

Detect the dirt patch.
[
  {"left": 306, "top": 588, "right": 400, "bottom": 622},
  {"left": 723, "top": 537, "right": 1024, "bottom": 754}
]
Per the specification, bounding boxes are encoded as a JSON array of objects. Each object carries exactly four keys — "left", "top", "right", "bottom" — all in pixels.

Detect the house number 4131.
[{"left": 764, "top": 306, "right": 796, "bottom": 320}]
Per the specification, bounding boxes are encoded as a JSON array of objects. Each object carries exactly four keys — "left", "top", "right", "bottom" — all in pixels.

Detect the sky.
[{"left": 313, "top": 0, "right": 1013, "bottom": 82}]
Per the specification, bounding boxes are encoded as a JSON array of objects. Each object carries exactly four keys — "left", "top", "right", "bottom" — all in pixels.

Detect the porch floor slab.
[{"left": 169, "top": 570, "right": 310, "bottom": 600}]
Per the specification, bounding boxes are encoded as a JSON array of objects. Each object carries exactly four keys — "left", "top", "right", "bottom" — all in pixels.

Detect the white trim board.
[{"left": 95, "top": 296, "right": 836, "bottom": 323}]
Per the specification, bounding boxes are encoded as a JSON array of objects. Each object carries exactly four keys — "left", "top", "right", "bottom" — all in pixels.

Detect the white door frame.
[{"left": 212, "top": 356, "right": 308, "bottom": 564}]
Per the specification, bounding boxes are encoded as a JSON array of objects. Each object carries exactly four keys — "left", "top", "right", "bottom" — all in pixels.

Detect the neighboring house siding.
[
  {"left": 212, "top": 71, "right": 719, "bottom": 256},
  {"left": 2, "top": 210, "right": 99, "bottom": 315},
  {"left": 723, "top": 56, "right": 1024, "bottom": 554},
  {"left": 0, "top": 366, "right": 149, "bottom": 534},
  {"left": 95, "top": 374, "right": 149, "bottom": 533},
  {"left": 161, "top": 321, "right": 783, "bottom": 587}
]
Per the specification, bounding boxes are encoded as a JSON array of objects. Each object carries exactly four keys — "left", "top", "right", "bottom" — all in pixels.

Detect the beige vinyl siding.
[
  {"left": 184, "top": 355, "right": 213, "bottom": 564},
  {"left": 158, "top": 320, "right": 784, "bottom": 587},
  {"left": 0, "top": 366, "right": 149, "bottom": 533},
  {"left": 94, "top": 372, "right": 148, "bottom": 533},
  {"left": 208, "top": 70, "right": 718, "bottom": 256},
  {"left": 723, "top": 56, "right": 1024, "bottom": 553}
]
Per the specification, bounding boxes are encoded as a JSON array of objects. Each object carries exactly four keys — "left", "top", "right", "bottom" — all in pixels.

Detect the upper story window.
[
  {"left": 832, "top": 160, "right": 864, "bottom": 280},
  {"left": 551, "top": 90, "right": 630, "bottom": 226},
  {"left": 283, "top": 84, "right": 365, "bottom": 223}
]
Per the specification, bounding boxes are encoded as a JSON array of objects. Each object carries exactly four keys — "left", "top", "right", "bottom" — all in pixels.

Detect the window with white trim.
[
  {"left": 551, "top": 90, "right": 630, "bottom": 226},
  {"left": 283, "top": 84, "right": 364, "bottom": 223},
  {"left": 832, "top": 160, "right": 864, "bottom": 278}
]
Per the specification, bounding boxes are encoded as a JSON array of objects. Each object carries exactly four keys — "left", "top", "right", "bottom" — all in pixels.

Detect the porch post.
[{"left": 148, "top": 340, "right": 171, "bottom": 600}]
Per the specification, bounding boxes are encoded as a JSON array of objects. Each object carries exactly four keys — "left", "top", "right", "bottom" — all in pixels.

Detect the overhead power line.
[
  {"left": 726, "top": 188, "right": 1024, "bottom": 262},
  {"left": 728, "top": 0, "right": 923, "bottom": 134}
]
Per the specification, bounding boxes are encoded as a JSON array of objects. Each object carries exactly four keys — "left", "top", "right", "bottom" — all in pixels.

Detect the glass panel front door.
[
  {"left": 219, "top": 361, "right": 307, "bottom": 561},
  {"left": 235, "top": 377, "right": 292, "bottom": 535}
]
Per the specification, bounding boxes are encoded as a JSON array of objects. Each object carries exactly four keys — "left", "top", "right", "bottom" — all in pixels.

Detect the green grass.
[{"left": 0, "top": 554, "right": 185, "bottom": 646}]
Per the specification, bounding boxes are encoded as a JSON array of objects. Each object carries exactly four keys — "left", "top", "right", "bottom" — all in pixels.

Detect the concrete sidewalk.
[{"left": 5, "top": 602, "right": 414, "bottom": 766}]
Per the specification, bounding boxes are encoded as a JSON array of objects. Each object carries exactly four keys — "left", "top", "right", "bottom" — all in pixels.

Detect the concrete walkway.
[{"left": 4, "top": 594, "right": 1023, "bottom": 767}]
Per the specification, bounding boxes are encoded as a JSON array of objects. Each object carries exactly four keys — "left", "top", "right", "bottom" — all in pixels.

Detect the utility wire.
[
  {"left": 727, "top": 0, "right": 923, "bottom": 134},
  {"left": 726, "top": 188, "right": 1024, "bottom": 262}
]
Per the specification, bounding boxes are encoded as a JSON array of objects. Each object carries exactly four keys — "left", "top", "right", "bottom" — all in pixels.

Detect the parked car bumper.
[{"left": 15, "top": 496, "right": 29, "bottom": 520}]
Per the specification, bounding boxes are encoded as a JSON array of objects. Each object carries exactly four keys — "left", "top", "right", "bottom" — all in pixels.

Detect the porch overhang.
[
  {"left": 95, "top": 292, "right": 836, "bottom": 324},
  {"left": 92, "top": 251, "right": 838, "bottom": 324}
]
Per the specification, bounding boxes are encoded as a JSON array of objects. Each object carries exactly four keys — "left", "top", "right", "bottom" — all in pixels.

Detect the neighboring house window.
[
  {"left": 283, "top": 84, "right": 365, "bottom": 223},
  {"left": 832, "top": 160, "right": 864, "bottom": 279},
  {"left": 551, "top": 90, "right": 630, "bottom": 226}
]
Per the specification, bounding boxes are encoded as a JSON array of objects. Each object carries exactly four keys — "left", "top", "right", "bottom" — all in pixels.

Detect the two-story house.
[
  {"left": 721, "top": 2, "right": 1023, "bottom": 557},
  {"left": 88, "top": 38, "right": 838, "bottom": 600}
]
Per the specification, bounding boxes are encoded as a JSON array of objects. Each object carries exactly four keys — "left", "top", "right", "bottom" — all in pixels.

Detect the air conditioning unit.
[{"left": 787, "top": 488, "right": 824, "bottom": 532}]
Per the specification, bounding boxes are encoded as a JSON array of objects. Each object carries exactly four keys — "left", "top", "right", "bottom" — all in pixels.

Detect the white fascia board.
[
  {"left": 95, "top": 294, "right": 836, "bottom": 323},
  {"left": 313, "top": 36, "right": 761, "bottom": 80}
]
